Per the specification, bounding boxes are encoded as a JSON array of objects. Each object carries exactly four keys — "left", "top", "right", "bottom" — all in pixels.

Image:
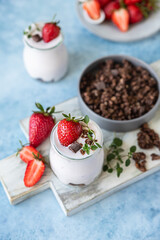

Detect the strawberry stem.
[{"left": 32, "top": 152, "right": 50, "bottom": 168}]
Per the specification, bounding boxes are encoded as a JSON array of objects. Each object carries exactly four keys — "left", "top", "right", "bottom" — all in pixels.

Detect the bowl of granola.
[{"left": 78, "top": 55, "right": 160, "bottom": 132}]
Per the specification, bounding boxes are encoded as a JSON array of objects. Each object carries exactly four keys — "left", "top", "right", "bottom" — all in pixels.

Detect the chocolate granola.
[{"left": 80, "top": 60, "right": 158, "bottom": 121}]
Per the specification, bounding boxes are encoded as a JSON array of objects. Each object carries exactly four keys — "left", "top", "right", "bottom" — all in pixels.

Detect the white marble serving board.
[{"left": 0, "top": 60, "right": 160, "bottom": 216}]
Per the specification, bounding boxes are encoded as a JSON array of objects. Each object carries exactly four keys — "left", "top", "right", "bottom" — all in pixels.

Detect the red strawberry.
[
  {"left": 57, "top": 114, "right": 82, "bottom": 146},
  {"left": 29, "top": 103, "right": 55, "bottom": 148},
  {"left": 127, "top": 5, "right": 143, "bottom": 23},
  {"left": 17, "top": 141, "right": 43, "bottom": 164},
  {"left": 103, "top": 1, "right": 120, "bottom": 20},
  {"left": 24, "top": 159, "right": 45, "bottom": 187},
  {"left": 83, "top": 0, "right": 101, "bottom": 20},
  {"left": 42, "top": 20, "right": 60, "bottom": 43},
  {"left": 124, "top": 0, "right": 142, "bottom": 5},
  {"left": 97, "top": 0, "right": 111, "bottom": 8},
  {"left": 112, "top": 8, "right": 129, "bottom": 32}
]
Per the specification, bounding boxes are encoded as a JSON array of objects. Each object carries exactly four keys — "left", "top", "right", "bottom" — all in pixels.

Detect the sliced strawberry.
[
  {"left": 19, "top": 146, "right": 43, "bottom": 164},
  {"left": 127, "top": 4, "right": 143, "bottom": 24},
  {"left": 97, "top": 0, "right": 111, "bottom": 8},
  {"left": 103, "top": 1, "right": 120, "bottom": 20},
  {"left": 112, "top": 8, "right": 129, "bottom": 32},
  {"left": 124, "top": 0, "right": 142, "bottom": 5},
  {"left": 24, "top": 159, "right": 45, "bottom": 187},
  {"left": 83, "top": 0, "right": 101, "bottom": 20}
]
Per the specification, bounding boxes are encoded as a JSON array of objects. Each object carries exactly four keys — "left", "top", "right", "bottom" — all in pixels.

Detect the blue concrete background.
[{"left": 0, "top": 0, "right": 160, "bottom": 239}]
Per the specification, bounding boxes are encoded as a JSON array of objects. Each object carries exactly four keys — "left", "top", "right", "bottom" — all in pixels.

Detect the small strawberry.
[
  {"left": 24, "top": 158, "right": 45, "bottom": 187},
  {"left": 112, "top": 8, "right": 129, "bottom": 32},
  {"left": 29, "top": 103, "right": 56, "bottom": 148},
  {"left": 57, "top": 114, "right": 83, "bottom": 146},
  {"left": 103, "top": 1, "right": 120, "bottom": 20},
  {"left": 127, "top": 4, "right": 143, "bottom": 24},
  {"left": 124, "top": 0, "right": 142, "bottom": 5},
  {"left": 97, "top": 0, "right": 111, "bottom": 8},
  {"left": 83, "top": 0, "right": 101, "bottom": 20},
  {"left": 17, "top": 141, "right": 43, "bottom": 163},
  {"left": 42, "top": 18, "right": 60, "bottom": 43}
]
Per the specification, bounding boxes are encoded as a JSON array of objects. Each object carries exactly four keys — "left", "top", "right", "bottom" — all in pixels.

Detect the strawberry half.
[
  {"left": 112, "top": 8, "right": 129, "bottom": 32},
  {"left": 17, "top": 141, "right": 43, "bottom": 164},
  {"left": 24, "top": 159, "right": 45, "bottom": 187},
  {"left": 57, "top": 114, "right": 83, "bottom": 147},
  {"left": 29, "top": 103, "right": 56, "bottom": 148},
  {"left": 83, "top": 0, "right": 101, "bottom": 20}
]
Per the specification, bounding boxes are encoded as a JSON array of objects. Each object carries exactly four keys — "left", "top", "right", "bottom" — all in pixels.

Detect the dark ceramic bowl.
[{"left": 78, "top": 55, "right": 160, "bottom": 132}]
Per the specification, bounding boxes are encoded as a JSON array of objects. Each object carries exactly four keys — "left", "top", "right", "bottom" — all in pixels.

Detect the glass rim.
[
  {"left": 23, "top": 33, "right": 64, "bottom": 51},
  {"left": 50, "top": 121, "right": 103, "bottom": 161}
]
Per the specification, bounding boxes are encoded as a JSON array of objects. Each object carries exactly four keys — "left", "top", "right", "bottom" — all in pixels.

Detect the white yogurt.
[
  {"left": 49, "top": 120, "right": 104, "bottom": 185},
  {"left": 23, "top": 23, "right": 68, "bottom": 82}
]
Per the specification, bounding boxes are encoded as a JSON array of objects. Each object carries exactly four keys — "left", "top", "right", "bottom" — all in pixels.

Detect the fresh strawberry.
[
  {"left": 127, "top": 4, "right": 143, "bottom": 24},
  {"left": 97, "top": 0, "right": 111, "bottom": 8},
  {"left": 124, "top": 0, "right": 142, "bottom": 5},
  {"left": 83, "top": 0, "right": 101, "bottom": 20},
  {"left": 29, "top": 103, "right": 55, "bottom": 148},
  {"left": 57, "top": 114, "right": 82, "bottom": 146},
  {"left": 24, "top": 159, "right": 45, "bottom": 187},
  {"left": 42, "top": 19, "right": 60, "bottom": 43},
  {"left": 112, "top": 8, "right": 129, "bottom": 32},
  {"left": 103, "top": 1, "right": 120, "bottom": 20},
  {"left": 17, "top": 141, "right": 43, "bottom": 164}
]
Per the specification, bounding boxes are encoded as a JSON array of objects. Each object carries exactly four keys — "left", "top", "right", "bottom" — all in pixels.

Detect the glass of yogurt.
[
  {"left": 23, "top": 22, "right": 68, "bottom": 82},
  {"left": 49, "top": 117, "right": 104, "bottom": 185}
]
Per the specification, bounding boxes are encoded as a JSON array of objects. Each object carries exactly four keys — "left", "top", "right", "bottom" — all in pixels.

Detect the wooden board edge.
[{"left": 66, "top": 164, "right": 160, "bottom": 216}]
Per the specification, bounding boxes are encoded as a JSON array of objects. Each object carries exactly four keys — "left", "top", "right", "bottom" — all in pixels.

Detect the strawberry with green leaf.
[
  {"left": 17, "top": 140, "right": 43, "bottom": 163},
  {"left": 42, "top": 16, "right": 60, "bottom": 43},
  {"left": 57, "top": 114, "right": 83, "bottom": 146},
  {"left": 29, "top": 103, "right": 56, "bottom": 147}
]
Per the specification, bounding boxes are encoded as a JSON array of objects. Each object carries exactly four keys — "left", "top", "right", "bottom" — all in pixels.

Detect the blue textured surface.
[{"left": 0, "top": 0, "right": 160, "bottom": 239}]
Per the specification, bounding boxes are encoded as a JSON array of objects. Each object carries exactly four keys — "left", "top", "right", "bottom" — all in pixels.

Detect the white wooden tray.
[{"left": 0, "top": 60, "right": 160, "bottom": 216}]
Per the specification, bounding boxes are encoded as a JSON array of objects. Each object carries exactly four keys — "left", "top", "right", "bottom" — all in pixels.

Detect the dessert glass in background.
[
  {"left": 49, "top": 119, "right": 104, "bottom": 185},
  {"left": 23, "top": 22, "right": 68, "bottom": 82}
]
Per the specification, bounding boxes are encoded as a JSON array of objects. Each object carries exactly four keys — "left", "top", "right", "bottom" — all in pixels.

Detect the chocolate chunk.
[
  {"left": 32, "top": 34, "right": 42, "bottom": 42},
  {"left": 137, "top": 123, "right": 160, "bottom": 150},
  {"left": 81, "top": 129, "right": 88, "bottom": 138},
  {"left": 151, "top": 153, "right": 160, "bottom": 160},
  {"left": 132, "top": 152, "right": 146, "bottom": 161},
  {"left": 85, "top": 139, "right": 93, "bottom": 145},
  {"left": 135, "top": 161, "right": 147, "bottom": 172},
  {"left": 69, "top": 142, "right": 82, "bottom": 153},
  {"left": 80, "top": 149, "right": 85, "bottom": 155}
]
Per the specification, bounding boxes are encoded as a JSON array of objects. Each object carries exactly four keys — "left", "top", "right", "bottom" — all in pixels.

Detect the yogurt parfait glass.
[
  {"left": 23, "top": 23, "right": 68, "bottom": 82},
  {"left": 49, "top": 119, "right": 104, "bottom": 185}
]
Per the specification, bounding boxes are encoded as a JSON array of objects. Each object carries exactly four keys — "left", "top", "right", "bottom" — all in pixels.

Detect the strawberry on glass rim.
[
  {"left": 57, "top": 113, "right": 83, "bottom": 146},
  {"left": 29, "top": 103, "right": 57, "bottom": 148},
  {"left": 42, "top": 16, "right": 61, "bottom": 43}
]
